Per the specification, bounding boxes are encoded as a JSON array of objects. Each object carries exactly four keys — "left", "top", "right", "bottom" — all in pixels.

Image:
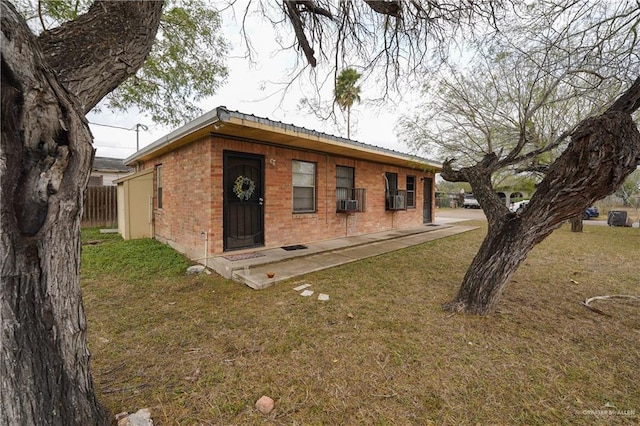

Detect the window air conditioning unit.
[
  {"left": 388, "top": 194, "right": 406, "bottom": 210},
  {"left": 338, "top": 199, "right": 358, "bottom": 212}
]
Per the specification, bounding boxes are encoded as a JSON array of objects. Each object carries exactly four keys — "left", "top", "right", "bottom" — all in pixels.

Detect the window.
[
  {"left": 156, "top": 164, "right": 163, "bottom": 209},
  {"left": 385, "top": 172, "right": 406, "bottom": 210},
  {"left": 336, "top": 166, "right": 355, "bottom": 202},
  {"left": 335, "top": 165, "right": 366, "bottom": 212},
  {"left": 292, "top": 160, "right": 316, "bottom": 212},
  {"left": 406, "top": 175, "right": 416, "bottom": 208},
  {"left": 385, "top": 172, "right": 397, "bottom": 193}
]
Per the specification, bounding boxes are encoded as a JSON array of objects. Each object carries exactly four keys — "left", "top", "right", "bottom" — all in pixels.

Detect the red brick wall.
[
  {"left": 144, "top": 135, "right": 436, "bottom": 258},
  {"left": 148, "top": 139, "right": 213, "bottom": 258}
]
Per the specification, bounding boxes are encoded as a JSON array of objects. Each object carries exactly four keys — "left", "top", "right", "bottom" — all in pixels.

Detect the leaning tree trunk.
[
  {"left": 443, "top": 86, "right": 640, "bottom": 315},
  {"left": 1, "top": 1, "right": 163, "bottom": 424},
  {"left": 442, "top": 218, "right": 556, "bottom": 315}
]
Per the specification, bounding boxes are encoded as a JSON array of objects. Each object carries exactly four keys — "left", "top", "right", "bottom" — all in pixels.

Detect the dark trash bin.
[{"left": 607, "top": 210, "right": 629, "bottom": 227}]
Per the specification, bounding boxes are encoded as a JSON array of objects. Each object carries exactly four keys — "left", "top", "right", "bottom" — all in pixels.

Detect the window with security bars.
[
  {"left": 336, "top": 166, "right": 365, "bottom": 212},
  {"left": 385, "top": 172, "right": 406, "bottom": 210},
  {"left": 292, "top": 160, "right": 316, "bottom": 212},
  {"left": 335, "top": 166, "right": 354, "bottom": 204}
]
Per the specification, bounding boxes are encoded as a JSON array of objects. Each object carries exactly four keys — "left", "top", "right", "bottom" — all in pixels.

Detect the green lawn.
[{"left": 81, "top": 223, "right": 639, "bottom": 425}]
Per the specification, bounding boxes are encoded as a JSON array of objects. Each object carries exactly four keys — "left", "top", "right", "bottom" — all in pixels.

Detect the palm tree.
[{"left": 335, "top": 68, "right": 362, "bottom": 139}]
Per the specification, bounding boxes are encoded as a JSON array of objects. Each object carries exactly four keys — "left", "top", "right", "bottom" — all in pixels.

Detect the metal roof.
[{"left": 124, "top": 106, "right": 441, "bottom": 170}]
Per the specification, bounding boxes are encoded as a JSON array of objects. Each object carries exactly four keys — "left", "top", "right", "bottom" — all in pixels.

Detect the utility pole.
[{"left": 135, "top": 123, "right": 148, "bottom": 151}]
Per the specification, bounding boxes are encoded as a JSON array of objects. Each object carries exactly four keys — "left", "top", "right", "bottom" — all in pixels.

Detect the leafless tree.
[{"left": 435, "top": 2, "right": 640, "bottom": 314}]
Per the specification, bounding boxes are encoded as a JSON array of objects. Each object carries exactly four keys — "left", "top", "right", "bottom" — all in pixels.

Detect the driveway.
[
  {"left": 436, "top": 207, "right": 616, "bottom": 227},
  {"left": 435, "top": 207, "right": 486, "bottom": 224}
]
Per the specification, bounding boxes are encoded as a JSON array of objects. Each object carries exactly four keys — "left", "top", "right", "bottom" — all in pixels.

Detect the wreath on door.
[{"left": 233, "top": 175, "right": 256, "bottom": 200}]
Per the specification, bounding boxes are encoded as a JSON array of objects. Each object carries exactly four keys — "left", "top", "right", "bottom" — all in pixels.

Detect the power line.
[
  {"left": 94, "top": 144, "right": 135, "bottom": 150},
  {"left": 90, "top": 121, "right": 150, "bottom": 151},
  {"left": 89, "top": 121, "right": 135, "bottom": 131}
]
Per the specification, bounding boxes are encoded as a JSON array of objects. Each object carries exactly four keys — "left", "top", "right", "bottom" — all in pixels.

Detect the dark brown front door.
[
  {"left": 423, "top": 177, "right": 433, "bottom": 223},
  {"left": 223, "top": 152, "right": 264, "bottom": 251}
]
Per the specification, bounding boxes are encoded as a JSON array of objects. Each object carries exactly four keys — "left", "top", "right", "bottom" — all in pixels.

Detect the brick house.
[{"left": 120, "top": 106, "right": 441, "bottom": 263}]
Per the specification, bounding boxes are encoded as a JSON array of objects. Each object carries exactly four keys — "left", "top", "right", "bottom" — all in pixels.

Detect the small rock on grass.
[
  {"left": 255, "top": 395, "right": 275, "bottom": 414},
  {"left": 116, "top": 408, "right": 153, "bottom": 426},
  {"left": 186, "top": 265, "right": 205, "bottom": 274},
  {"left": 293, "top": 283, "right": 311, "bottom": 291}
]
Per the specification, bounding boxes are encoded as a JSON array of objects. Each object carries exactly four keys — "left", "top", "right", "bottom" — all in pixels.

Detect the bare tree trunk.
[
  {"left": 1, "top": 1, "right": 163, "bottom": 424},
  {"left": 570, "top": 214, "right": 583, "bottom": 232},
  {"left": 1, "top": 14, "right": 109, "bottom": 423},
  {"left": 442, "top": 219, "right": 547, "bottom": 315}
]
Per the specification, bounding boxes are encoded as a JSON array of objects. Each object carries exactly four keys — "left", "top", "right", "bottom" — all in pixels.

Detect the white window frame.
[{"left": 292, "top": 160, "right": 316, "bottom": 213}]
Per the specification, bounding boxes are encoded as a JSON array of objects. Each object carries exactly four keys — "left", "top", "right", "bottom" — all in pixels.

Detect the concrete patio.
[{"left": 206, "top": 216, "right": 479, "bottom": 289}]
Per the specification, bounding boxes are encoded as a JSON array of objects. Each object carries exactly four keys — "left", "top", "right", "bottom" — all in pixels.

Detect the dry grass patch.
[{"left": 81, "top": 224, "right": 639, "bottom": 425}]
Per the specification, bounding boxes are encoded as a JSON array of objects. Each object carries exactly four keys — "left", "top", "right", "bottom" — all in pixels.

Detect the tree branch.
[
  {"left": 284, "top": 0, "right": 317, "bottom": 67},
  {"left": 38, "top": 0, "right": 164, "bottom": 113},
  {"left": 442, "top": 153, "right": 508, "bottom": 218},
  {"left": 582, "top": 295, "right": 640, "bottom": 317},
  {"left": 441, "top": 158, "right": 466, "bottom": 182},
  {"left": 496, "top": 127, "right": 574, "bottom": 169},
  {"left": 524, "top": 110, "right": 640, "bottom": 230},
  {"left": 364, "top": 0, "right": 401, "bottom": 17},
  {"left": 442, "top": 152, "right": 501, "bottom": 182},
  {"left": 515, "top": 164, "right": 550, "bottom": 175},
  {"left": 607, "top": 75, "right": 640, "bottom": 114},
  {"left": 295, "top": 0, "right": 332, "bottom": 18}
]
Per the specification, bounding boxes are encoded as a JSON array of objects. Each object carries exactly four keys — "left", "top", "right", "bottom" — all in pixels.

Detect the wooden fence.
[{"left": 82, "top": 186, "right": 117, "bottom": 228}]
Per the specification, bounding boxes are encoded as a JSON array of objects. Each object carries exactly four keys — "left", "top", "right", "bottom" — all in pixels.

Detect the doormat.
[
  {"left": 281, "top": 244, "right": 308, "bottom": 251},
  {"left": 222, "top": 252, "right": 265, "bottom": 261}
]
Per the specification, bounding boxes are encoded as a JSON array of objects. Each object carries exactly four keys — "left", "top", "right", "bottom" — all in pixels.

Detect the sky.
[{"left": 88, "top": 4, "right": 422, "bottom": 160}]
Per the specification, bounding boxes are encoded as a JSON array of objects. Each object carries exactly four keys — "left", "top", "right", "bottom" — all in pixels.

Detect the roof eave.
[
  {"left": 124, "top": 107, "right": 442, "bottom": 171},
  {"left": 124, "top": 108, "right": 223, "bottom": 166}
]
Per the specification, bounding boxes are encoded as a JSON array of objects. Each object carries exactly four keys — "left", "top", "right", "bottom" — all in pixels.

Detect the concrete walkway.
[{"left": 207, "top": 221, "right": 478, "bottom": 289}]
